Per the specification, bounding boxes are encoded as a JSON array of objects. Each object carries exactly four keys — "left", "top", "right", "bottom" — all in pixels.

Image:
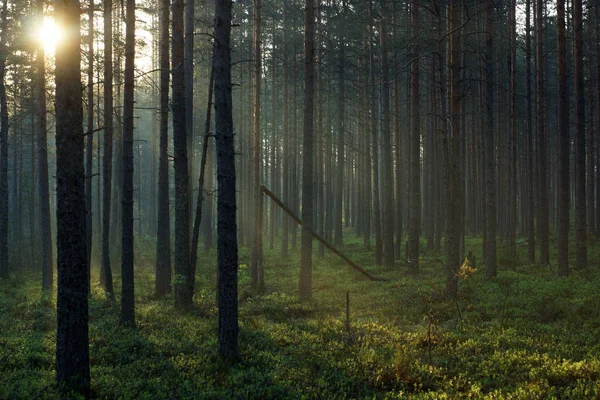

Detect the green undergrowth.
[{"left": 1, "top": 233, "right": 600, "bottom": 399}]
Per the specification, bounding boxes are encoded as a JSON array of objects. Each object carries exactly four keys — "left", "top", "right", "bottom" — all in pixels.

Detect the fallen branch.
[{"left": 261, "top": 185, "right": 388, "bottom": 282}]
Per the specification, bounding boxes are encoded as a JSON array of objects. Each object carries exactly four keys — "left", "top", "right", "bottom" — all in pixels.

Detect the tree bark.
[
  {"left": 37, "top": 0, "right": 53, "bottom": 291},
  {"left": 156, "top": 0, "right": 171, "bottom": 297},
  {"left": 101, "top": 0, "right": 114, "bottom": 295},
  {"left": 251, "top": 0, "right": 264, "bottom": 291},
  {"left": 407, "top": 0, "right": 420, "bottom": 273},
  {"left": 120, "top": 0, "right": 135, "bottom": 327},
  {"left": 379, "top": 0, "right": 394, "bottom": 268},
  {"left": 574, "top": 0, "right": 587, "bottom": 268},
  {"left": 300, "top": 0, "right": 315, "bottom": 301},
  {"left": 173, "top": 0, "right": 191, "bottom": 308},
  {"left": 214, "top": 0, "right": 239, "bottom": 360},
  {"left": 0, "top": 0, "right": 7, "bottom": 279},
  {"left": 557, "top": 0, "right": 570, "bottom": 276},
  {"left": 54, "top": 0, "right": 90, "bottom": 393}
]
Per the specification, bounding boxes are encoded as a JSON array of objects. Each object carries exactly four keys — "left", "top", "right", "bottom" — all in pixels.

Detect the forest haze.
[{"left": 1, "top": 0, "right": 600, "bottom": 398}]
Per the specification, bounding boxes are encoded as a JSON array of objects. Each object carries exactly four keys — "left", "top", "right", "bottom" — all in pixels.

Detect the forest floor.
[{"left": 2, "top": 233, "right": 600, "bottom": 399}]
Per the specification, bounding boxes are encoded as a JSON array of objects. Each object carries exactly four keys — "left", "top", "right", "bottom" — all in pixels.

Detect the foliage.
[{"left": 1, "top": 234, "right": 600, "bottom": 398}]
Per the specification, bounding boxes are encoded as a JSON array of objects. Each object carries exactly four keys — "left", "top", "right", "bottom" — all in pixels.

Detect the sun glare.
[{"left": 38, "top": 17, "right": 62, "bottom": 53}]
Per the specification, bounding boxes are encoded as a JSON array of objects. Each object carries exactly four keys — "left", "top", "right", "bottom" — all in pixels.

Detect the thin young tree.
[{"left": 54, "top": 0, "right": 90, "bottom": 393}]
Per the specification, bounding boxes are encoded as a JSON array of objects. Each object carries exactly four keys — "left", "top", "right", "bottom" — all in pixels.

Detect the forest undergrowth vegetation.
[{"left": 2, "top": 231, "right": 600, "bottom": 399}]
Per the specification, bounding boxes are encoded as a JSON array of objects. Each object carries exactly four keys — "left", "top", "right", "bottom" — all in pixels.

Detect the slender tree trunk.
[
  {"left": 369, "top": 1, "right": 382, "bottom": 266},
  {"left": 251, "top": 0, "right": 264, "bottom": 291},
  {"left": 574, "top": 0, "right": 587, "bottom": 268},
  {"left": 54, "top": 0, "right": 90, "bottom": 393},
  {"left": 536, "top": 0, "right": 549, "bottom": 265},
  {"left": 446, "top": 0, "right": 462, "bottom": 297},
  {"left": 281, "top": 0, "right": 289, "bottom": 258},
  {"left": 37, "top": 0, "right": 53, "bottom": 291},
  {"left": 379, "top": 0, "right": 394, "bottom": 268},
  {"left": 407, "top": 0, "right": 420, "bottom": 273},
  {"left": 214, "top": 0, "right": 239, "bottom": 360},
  {"left": 526, "top": 0, "right": 535, "bottom": 263},
  {"left": 120, "top": 0, "right": 135, "bottom": 327},
  {"left": 156, "top": 0, "right": 171, "bottom": 297},
  {"left": 557, "top": 0, "right": 570, "bottom": 276},
  {"left": 0, "top": 0, "right": 7, "bottom": 278},
  {"left": 508, "top": 0, "right": 517, "bottom": 268},
  {"left": 484, "top": 0, "right": 497, "bottom": 277},
  {"left": 335, "top": 8, "right": 345, "bottom": 248},
  {"left": 101, "top": 0, "right": 114, "bottom": 295},
  {"left": 300, "top": 0, "right": 315, "bottom": 301},
  {"left": 85, "top": 0, "right": 94, "bottom": 292}
]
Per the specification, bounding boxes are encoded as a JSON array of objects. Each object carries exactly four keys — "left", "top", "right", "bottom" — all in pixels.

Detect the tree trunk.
[
  {"left": 557, "top": 0, "right": 570, "bottom": 276},
  {"left": 379, "top": 0, "right": 394, "bottom": 268},
  {"left": 120, "top": 0, "right": 135, "bottom": 327},
  {"left": 446, "top": 0, "right": 462, "bottom": 297},
  {"left": 300, "top": 0, "right": 315, "bottom": 301},
  {"left": 407, "top": 0, "right": 420, "bottom": 273},
  {"left": 526, "top": 0, "right": 535, "bottom": 263},
  {"left": 173, "top": 0, "right": 191, "bottom": 308},
  {"left": 102, "top": 0, "right": 114, "bottom": 295},
  {"left": 251, "top": 0, "right": 264, "bottom": 291},
  {"left": 0, "top": 0, "right": 7, "bottom": 278},
  {"left": 536, "top": 0, "right": 549, "bottom": 265},
  {"left": 281, "top": 0, "right": 289, "bottom": 258},
  {"left": 574, "top": 0, "right": 587, "bottom": 268},
  {"left": 156, "top": 0, "right": 171, "bottom": 297},
  {"left": 37, "top": 0, "right": 53, "bottom": 291},
  {"left": 85, "top": 0, "right": 94, "bottom": 292},
  {"left": 484, "top": 0, "right": 497, "bottom": 278},
  {"left": 54, "top": 0, "right": 90, "bottom": 393},
  {"left": 334, "top": 8, "right": 345, "bottom": 248},
  {"left": 214, "top": 0, "right": 239, "bottom": 360}
]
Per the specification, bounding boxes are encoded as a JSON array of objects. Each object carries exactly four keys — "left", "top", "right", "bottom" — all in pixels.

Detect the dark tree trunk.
[
  {"left": 101, "top": 0, "right": 114, "bottom": 295},
  {"left": 54, "top": 0, "right": 90, "bottom": 394},
  {"left": 407, "top": 0, "right": 420, "bottom": 273},
  {"left": 120, "top": 0, "right": 135, "bottom": 327},
  {"left": 334, "top": 12, "right": 345, "bottom": 248},
  {"left": 484, "top": 0, "right": 497, "bottom": 278},
  {"left": 369, "top": 1, "right": 382, "bottom": 266},
  {"left": 251, "top": 0, "right": 264, "bottom": 291},
  {"left": 156, "top": 0, "right": 171, "bottom": 297},
  {"left": 526, "top": 0, "right": 535, "bottom": 263},
  {"left": 574, "top": 0, "right": 587, "bottom": 268},
  {"left": 0, "top": 0, "right": 7, "bottom": 279},
  {"left": 281, "top": 0, "right": 289, "bottom": 258},
  {"left": 379, "top": 0, "right": 394, "bottom": 268},
  {"left": 85, "top": 0, "right": 94, "bottom": 292},
  {"left": 446, "top": 0, "right": 462, "bottom": 297},
  {"left": 536, "top": 0, "right": 549, "bottom": 265},
  {"left": 173, "top": 0, "right": 191, "bottom": 308},
  {"left": 557, "top": 0, "right": 570, "bottom": 276},
  {"left": 37, "top": 0, "right": 53, "bottom": 291},
  {"left": 214, "top": 0, "right": 239, "bottom": 360},
  {"left": 300, "top": 0, "right": 315, "bottom": 301}
]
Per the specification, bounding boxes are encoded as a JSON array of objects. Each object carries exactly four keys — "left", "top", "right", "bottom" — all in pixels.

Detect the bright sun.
[{"left": 38, "top": 17, "right": 62, "bottom": 53}]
